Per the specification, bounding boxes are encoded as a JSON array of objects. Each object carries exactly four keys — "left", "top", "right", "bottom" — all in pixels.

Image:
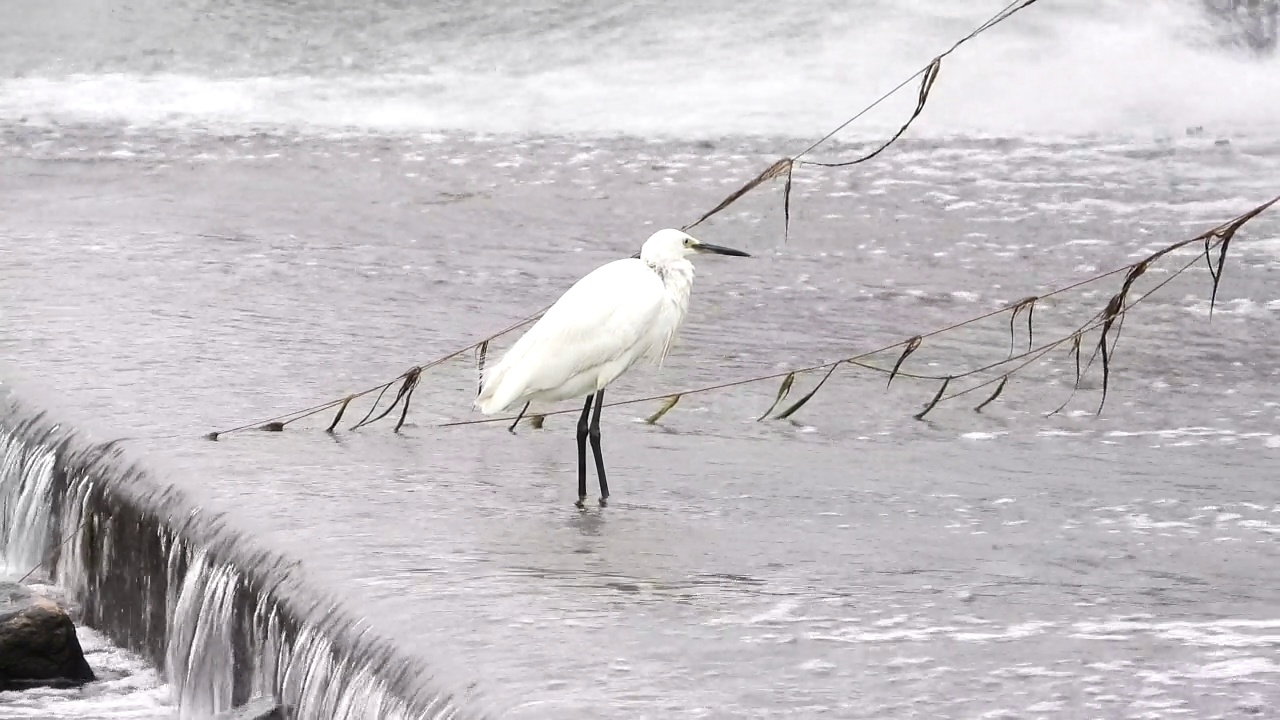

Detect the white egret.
[{"left": 475, "top": 228, "right": 751, "bottom": 507}]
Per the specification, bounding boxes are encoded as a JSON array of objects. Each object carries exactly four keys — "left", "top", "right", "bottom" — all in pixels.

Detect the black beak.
[{"left": 696, "top": 242, "right": 751, "bottom": 257}]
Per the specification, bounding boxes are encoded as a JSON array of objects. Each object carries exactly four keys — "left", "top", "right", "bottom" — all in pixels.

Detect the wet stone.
[{"left": 0, "top": 580, "right": 96, "bottom": 691}]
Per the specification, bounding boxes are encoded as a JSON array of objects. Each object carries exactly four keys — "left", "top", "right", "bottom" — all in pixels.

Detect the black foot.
[
  {"left": 575, "top": 496, "right": 586, "bottom": 509},
  {"left": 599, "top": 496, "right": 609, "bottom": 507}
]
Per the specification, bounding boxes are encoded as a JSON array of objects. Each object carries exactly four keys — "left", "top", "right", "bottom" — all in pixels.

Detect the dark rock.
[
  {"left": 213, "top": 696, "right": 289, "bottom": 720},
  {"left": 0, "top": 580, "right": 95, "bottom": 691}
]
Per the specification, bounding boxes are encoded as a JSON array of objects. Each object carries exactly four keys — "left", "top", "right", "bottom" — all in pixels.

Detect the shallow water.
[
  {"left": 3, "top": 0, "right": 1280, "bottom": 717},
  {"left": 2, "top": 124, "right": 1279, "bottom": 717}
]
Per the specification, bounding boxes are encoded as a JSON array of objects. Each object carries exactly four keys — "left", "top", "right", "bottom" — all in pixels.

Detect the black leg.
[
  {"left": 588, "top": 389, "right": 609, "bottom": 506},
  {"left": 508, "top": 401, "right": 529, "bottom": 434},
  {"left": 575, "top": 394, "right": 594, "bottom": 509}
]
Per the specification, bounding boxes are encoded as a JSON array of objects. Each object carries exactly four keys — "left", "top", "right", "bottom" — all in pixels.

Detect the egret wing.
[{"left": 478, "top": 258, "right": 665, "bottom": 410}]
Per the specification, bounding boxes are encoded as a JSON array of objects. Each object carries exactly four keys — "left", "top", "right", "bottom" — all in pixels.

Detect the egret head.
[{"left": 638, "top": 228, "right": 751, "bottom": 265}]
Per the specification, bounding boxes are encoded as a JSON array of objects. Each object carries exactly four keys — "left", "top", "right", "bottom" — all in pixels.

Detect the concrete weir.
[{"left": 0, "top": 382, "right": 483, "bottom": 720}]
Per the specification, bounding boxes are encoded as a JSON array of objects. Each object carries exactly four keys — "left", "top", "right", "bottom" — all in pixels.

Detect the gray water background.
[{"left": 3, "top": 0, "right": 1280, "bottom": 717}]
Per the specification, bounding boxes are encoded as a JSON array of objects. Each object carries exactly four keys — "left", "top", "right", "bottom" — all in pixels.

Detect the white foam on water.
[
  {"left": 1074, "top": 617, "right": 1280, "bottom": 648},
  {"left": 1186, "top": 657, "right": 1280, "bottom": 679},
  {"left": 953, "top": 621, "right": 1058, "bottom": 643},
  {"left": 1105, "top": 426, "right": 1238, "bottom": 438},
  {"left": 1, "top": 1, "right": 1278, "bottom": 140},
  {"left": 992, "top": 664, "right": 1074, "bottom": 678},
  {"left": 809, "top": 619, "right": 1057, "bottom": 645},
  {"left": 0, "top": 626, "right": 173, "bottom": 719},
  {"left": 883, "top": 656, "right": 934, "bottom": 669},
  {"left": 1183, "top": 297, "right": 1266, "bottom": 317}
]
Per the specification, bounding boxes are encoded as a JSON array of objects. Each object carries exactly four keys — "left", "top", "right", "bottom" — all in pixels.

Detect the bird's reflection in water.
[
  {"left": 567, "top": 506, "right": 607, "bottom": 540},
  {"left": 502, "top": 560, "right": 768, "bottom": 606}
]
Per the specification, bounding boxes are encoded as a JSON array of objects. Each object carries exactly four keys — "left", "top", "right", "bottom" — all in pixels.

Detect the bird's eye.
[{"left": 683, "top": 238, "right": 692, "bottom": 247}]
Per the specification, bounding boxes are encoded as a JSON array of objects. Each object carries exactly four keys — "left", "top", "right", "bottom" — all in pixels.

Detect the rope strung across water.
[
  {"left": 432, "top": 195, "right": 1279, "bottom": 428},
  {"left": 205, "top": 0, "right": 1276, "bottom": 440}
]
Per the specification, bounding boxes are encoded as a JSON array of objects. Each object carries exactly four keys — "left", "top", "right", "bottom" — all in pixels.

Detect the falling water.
[
  {"left": 0, "top": 385, "right": 488, "bottom": 720},
  {"left": 0, "top": 420, "right": 57, "bottom": 576}
]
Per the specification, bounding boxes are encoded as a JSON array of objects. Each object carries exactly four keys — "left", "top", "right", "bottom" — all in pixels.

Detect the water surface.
[{"left": 2, "top": 0, "right": 1280, "bottom": 717}]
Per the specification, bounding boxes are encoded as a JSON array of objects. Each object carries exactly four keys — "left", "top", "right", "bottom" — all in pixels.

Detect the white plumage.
[
  {"left": 474, "top": 227, "right": 751, "bottom": 507},
  {"left": 477, "top": 248, "right": 686, "bottom": 413}
]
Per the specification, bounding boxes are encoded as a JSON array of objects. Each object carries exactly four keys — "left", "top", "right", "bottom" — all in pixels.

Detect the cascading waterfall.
[
  {"left": 0, "top": 418, "right": 57, "bottom": 574},
  {"left": 0, "top": 386, "right": 488, "bottom": 720}
]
